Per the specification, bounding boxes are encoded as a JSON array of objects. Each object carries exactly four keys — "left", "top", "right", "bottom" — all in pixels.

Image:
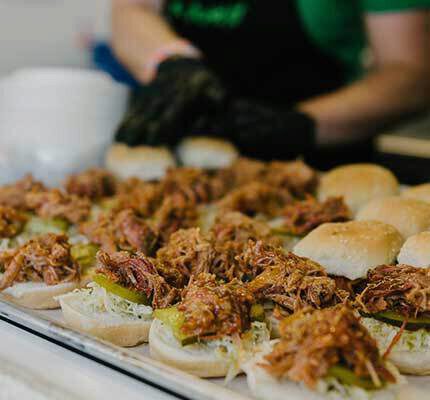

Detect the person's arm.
[
  {"left": 298, "top": 11, "right": 430, "bottom": 147},
  {"left": 111, "top": 0, "right": 199, "bottom": 83}
]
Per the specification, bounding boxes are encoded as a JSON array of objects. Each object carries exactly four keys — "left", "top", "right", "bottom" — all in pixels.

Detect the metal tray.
[{"left": 1, "top": 298, "right": 430, "bottom": 400}]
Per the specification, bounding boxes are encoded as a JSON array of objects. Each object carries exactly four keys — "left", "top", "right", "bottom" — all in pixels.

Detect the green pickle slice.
[
  {"left": 372, "top": 310, "right": 430, "bottom": 329},
  {"left": 328, "top": 365, "right": 380, "bottom": 390},
  {"left": 93, "top": 274, "right": 149, "bottom": 305},
  {"left": 71, "top": 244, "right": 99, "bottom": 271},
  {"left": 25, "top": 217, "right": 69, "bottom": 234},
  {"left": 154, "top": 307, "right": 197, "bottom": 346}
]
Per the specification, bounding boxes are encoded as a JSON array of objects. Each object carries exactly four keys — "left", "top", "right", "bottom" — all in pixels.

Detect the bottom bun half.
[
  {"left": 244, "top": 360, "right": 399, "bottom": 400},
  {"left": 59, "top": 292, "right": 151, "bottom": 347},
  {"left": 1, "top": 281, "right": 78, "bottom": 310},
  {"left": 361, "top": 317, "right": 430, "bottom": 375},
  {"left": 149, "top": 319, "right": 231, "bottom": 378}
]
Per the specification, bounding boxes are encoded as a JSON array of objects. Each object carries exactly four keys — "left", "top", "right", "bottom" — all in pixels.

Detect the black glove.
[
  {"left": 115, "top": 57, "right": 227, "bottom": 147},
  {"left": 224, "top": 99, "right": 316, "bottom": 160}
]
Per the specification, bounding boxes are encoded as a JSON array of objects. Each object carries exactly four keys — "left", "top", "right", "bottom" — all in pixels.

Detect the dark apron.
[{"left": 164, "top": 0, "right": 374, "bottom": 166}]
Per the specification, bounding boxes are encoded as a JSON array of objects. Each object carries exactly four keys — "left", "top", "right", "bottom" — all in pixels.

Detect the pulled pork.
[
  {"left": 356, "top": 264, "right": 430, "bottom": 318},
  {"left": 263, "top": 306, "right": 396, "bottom": 389},
  {"left": 0, "top": 233, "right": 78, "bottom": 290},
  {"left": 153, "top": 195, "right": 198, "bottom": 243},
  {"left": 26, "top": 189, "right": 91, "bottom": 224},
  {"left": 161, "top": 167, "right": 215, "bottom": 205},
  {"left": 0, "top": 175, "right": 45, "bottom": 210},
  {"left": 156, "top": 228, "right": 214, "bottom": 284},
  {"left": 209, "top": 212, "right": 281, "bottom": 282},
  {"left": 115, "top": 181, "right": 162, "bottom": 218},
  {"left": 246, "top": 242, "right": 348, "bottom": 312},
  {"left": 96, "top": 250, "right": 178, "bottom": 309},
  {"left": 0, "top": 206, "right": 27, "bottom": 238},
  {"left": 64, "top": 168, "right": 117, "bottom": 200},
  {"left": 281, "top": 196, "right": 350, "bottom": 236},
  {"left": 80, "top": 209, "right": 159, "bottom": 255},
  {"left": 218, "top": 182, "right": 292, "bottom": 218},
  {"left": 178, "top": 273, "right": 254, "bottom": 340},
  {"left": 266, "top": 160, "right": 318, "bottom": 198}
]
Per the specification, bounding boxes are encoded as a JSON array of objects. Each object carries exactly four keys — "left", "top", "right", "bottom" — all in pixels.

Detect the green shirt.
[{"left": 298, "top": 0, "right": 430, "bottom": 81}]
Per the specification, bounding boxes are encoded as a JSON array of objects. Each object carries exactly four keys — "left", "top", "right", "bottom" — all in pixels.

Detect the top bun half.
[
  {"left": 294, "top": 220, "right": 404, "bottom": 280},
  {"left": 318, "top": 164, "right": 399, "bottom": 215}
]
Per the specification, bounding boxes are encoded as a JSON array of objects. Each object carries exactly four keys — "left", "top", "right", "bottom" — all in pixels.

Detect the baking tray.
[
  {"left": 1, "top": 298, "right": 430, "bottom": 400},
  {"left": 0, "top": 298, "right": 253, "bottom": 400}
]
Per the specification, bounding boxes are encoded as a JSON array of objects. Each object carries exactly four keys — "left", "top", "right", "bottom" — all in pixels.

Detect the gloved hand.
[
  {"left": 224, "top": 99, "right": 316, "bottom": 160},
  {"left": 115, "top": 57, "right": 227, "bottom": 147}
]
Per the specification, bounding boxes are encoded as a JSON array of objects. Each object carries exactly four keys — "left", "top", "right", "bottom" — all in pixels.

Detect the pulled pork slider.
[
  {"left": 244, "top": 305, "right": 402, "bottom": 400},
  {"left": 318, "top": 164, "right": 399, "bottom": 215},
  {"left": 358, "top": 264, "right": 430, "bottom": 375},
  {"left": 398, "top": 231, "right": 430, "bottom": 267},
  {"left": 59, "top": 251, "right": 179, "bottom": 347},
  {"left": 401, "top": 183, "right": 430, "bottom": 203},
  {"left": 0, "top": 233, "right": 80, "bottom": 309},
  {"left": 105, "top": 143, "right": 176, "bottom": 181},
  {"left": 176, "top": 136, "right": 239, "bottom": 169},
  {"left": 149, "top": 273, "right": 270, "bottom": 378},
  {"left": 294, "top": 221, "right": 404, "bottom": 281},
  {"left": 356, "top": 196, "right": 430, "bottom": 239}
]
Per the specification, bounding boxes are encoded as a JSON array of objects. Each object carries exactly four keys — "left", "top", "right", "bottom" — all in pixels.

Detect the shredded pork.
[
  {"left": 80, "top": 209, "right": 159, "bottom": 255},
  {"left": 245, "top": 242, "right": 348, "bottom": 312},
  {"left": 0, "top": 233, "right": 78, "bottom": 290},
  {"left": 263, "top": 306, "right": 396, "bottom": 388},
  {"left": 0, "top": 175, "right": 45, "bottom": 210},
  {"left": 357, "top": 264, "right": 430, "bottom": 318},
  {"left": 96, "top": 250, "right": 178, "bottom": 309},
  {"left": 178, "top": 273, "right": 254, "bottom": 340},
  {"left": 281, "top": 196, "right": 350, "bottom": 236},
  {"left": 26, "top": 189, "right": 91, "bottom": 224},
  {"left": 0, "top": 206, "right": 27, "bottom": 238},
  {"left": 64, "top": 168, "right": 117, "bottom": 200}
]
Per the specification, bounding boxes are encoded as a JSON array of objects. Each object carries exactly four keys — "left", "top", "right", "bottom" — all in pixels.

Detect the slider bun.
[
  {"left": 361, "top": 318, "right": 430, "bottom": 376},
  {"left": 177, "top": 136, "right": 238, "bottom": 169},
  {"left": 293, "top": 221, "right": 404, "bottom": 280},
  {"left": 149, "top": 319, "right": 231, "bottom": 378},
  {"left": 1, "top": 281, "right": 78, "bottom": 310},
  {"left": 59, "top": 292, "right": 151, "bottom": 347},
  {"left": 105, "top": 143, "right": 176, "bottom": 181},
  {"left": 356, "top": 197, "right": 430, "bottom": 239},
  {"left": 397, "top": 232, "right": 430, "bottom": 267},
  {"left": 401, "top": 183, "right": 430, "bottom": 203},
  {"left": 318, "top": 164, "right": 399, "bottom": 215},
  {"left": 245, "top": 354, "right": 399, "bottom": 400}
]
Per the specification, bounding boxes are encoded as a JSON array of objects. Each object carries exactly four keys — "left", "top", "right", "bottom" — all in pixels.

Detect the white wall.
[{"left": 0, "top": 0, "right": 111, "bottom": 76}]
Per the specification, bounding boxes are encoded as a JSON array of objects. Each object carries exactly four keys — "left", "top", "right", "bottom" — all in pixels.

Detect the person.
[{"left": 95, "top": 0, "right": 430, "bottom": 166}]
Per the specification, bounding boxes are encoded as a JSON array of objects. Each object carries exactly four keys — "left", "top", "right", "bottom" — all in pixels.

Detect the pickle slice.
[
  {"left": 250, "top": 303, "right": 266, "bottom": 322},
  {"left": 71, "top": 244, "right": 99, "bottom": 271},
  {"left": 93, "top": 274, "right": 149, "bottom": 305},
  {"left": 154, "top": 307, "right": 197, "bottom": 346},
  {"left": 371, "top": 310, "right": 430, "bottom": 330},
  {"left": 328, "top": 365, "right": 380, "bottom": 390},
  {"left": 25, "top": 217, "right": 69, "bottom": 235}
]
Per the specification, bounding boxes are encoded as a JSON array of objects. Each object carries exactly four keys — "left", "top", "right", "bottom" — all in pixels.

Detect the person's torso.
[{"left": 164, "top": 0, "right": 366, "bottom": 105}]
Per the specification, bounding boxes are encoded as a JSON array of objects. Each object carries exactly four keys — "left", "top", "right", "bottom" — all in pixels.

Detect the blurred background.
[{"left": 1, "top": 1, "right": 430, "bottom": 184}]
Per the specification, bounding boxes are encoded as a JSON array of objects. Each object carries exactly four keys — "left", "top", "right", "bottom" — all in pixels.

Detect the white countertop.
[{"left": 0, "top": 320, "right": 176, "bottom": 400}]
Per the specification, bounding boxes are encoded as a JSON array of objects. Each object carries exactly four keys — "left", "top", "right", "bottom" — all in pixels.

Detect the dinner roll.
[
  {"left": 176, "top": 136, "right": 238, "bottom": 169},
  {"left": 397, "top": 231, "right": 430, "bottom": 267},
  {"left": 356, "top": 197, "right": 430, "bottom": 239},
  {"left": 105, "top": 143, "right": 176, "bottom": 181},
  {"left": 293, "top": 220, "right": 404, "bottom": 280},
  {"left": 401, "top": 183, "right": 430, "bottom": 203},
  {"left": 318, "top": 164, "right": 399, "bottom": 214}
]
